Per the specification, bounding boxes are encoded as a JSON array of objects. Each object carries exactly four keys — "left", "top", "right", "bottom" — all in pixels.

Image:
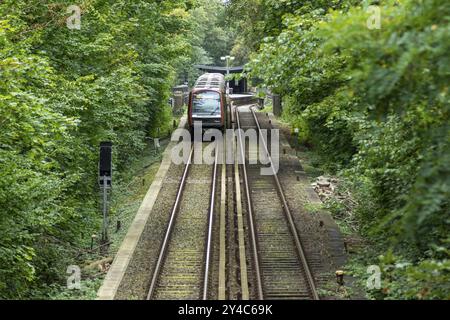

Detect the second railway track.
[{"left": 236, "top": 107, "right": 319, "bottom": 300}]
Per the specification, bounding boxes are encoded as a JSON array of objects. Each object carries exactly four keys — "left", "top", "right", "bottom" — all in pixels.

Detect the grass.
[{"left": 303, "top": 202, "right": 324, "bottom": 214}]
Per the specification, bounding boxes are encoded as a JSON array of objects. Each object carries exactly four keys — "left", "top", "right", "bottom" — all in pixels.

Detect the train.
[{"left": 187, "top": 73, "right": 229, "bottom": 135}]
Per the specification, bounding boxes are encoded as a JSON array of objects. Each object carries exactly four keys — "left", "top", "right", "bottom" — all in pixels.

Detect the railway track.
[
  {"left": 236, "top": 107, "right": 320, "bottom": 300},
  {"left": 146, "top": 145, "right": 219, "bottom": 300},
  {"left": 145, "top": 107, "right": 319, "bottom": 300}
]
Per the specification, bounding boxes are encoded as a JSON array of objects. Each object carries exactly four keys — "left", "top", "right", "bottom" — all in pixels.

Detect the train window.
[{"left": 192, "top": 92, "right": 221, "bottom": 115}]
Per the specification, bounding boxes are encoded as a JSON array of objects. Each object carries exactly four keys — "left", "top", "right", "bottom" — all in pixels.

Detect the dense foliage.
[
  {"left": 0, "top": 0, "right": 228, "bottom": 298},
  {"left": 1, "top": 0, "right": 448, "bottom": 300},
  {"left": 177, "top": 0, "right": 235, "bottom": 84},
  {"left": 229, "top": 0, "right": 449, "bottom": 298}
]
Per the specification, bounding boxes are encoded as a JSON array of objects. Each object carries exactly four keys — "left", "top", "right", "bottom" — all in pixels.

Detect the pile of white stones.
[{"left": 311, "top": 176, "right": 338, "bottom": 201}]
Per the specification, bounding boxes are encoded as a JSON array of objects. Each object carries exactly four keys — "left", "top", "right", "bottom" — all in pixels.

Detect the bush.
[{"left": 247, "top": 0, "right": 450, "bottom": 298}]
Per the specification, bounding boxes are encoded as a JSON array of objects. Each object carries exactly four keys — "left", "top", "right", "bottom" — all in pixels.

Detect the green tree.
[
  {"left": 245, "top": 0, "right": 450, "bottom": 298},
  {"left": 0, "top": 0, "right": 203, "bottom": 298}
]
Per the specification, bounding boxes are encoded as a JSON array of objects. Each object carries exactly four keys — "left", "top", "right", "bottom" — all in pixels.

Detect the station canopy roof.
[{"left": 194, "top": 65, "right": 245, "bottom": 74}]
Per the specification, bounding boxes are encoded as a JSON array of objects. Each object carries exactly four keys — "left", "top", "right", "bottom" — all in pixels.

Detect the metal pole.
[
  {"left": 202, "top": 146, "right": 219, "bottom": 300},
  {"left": 221, "top": 55, "right": 234, "bottom": 95},
  {"left": 102, "top": 175, "right": 108, "bottom": 243},
  {"left": 226, "top": 57, "right": 230, "bottom": 95}
]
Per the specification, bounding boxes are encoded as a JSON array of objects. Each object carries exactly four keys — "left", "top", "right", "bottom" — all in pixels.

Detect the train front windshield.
[{"left": 192, "top": 92, "right": 221, "bottom": 116}]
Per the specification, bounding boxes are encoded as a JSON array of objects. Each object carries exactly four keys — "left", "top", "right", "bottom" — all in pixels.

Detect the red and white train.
[{"left": 188, "top": 73, "right": 229, "bottom": 134}]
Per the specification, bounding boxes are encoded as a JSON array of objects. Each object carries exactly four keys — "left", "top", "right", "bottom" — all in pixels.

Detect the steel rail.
[
  {"left": 218, "top": 135, "right": 228, "bottom": 300},
  {"left": 235, "top": 108, "right": 265, "bottom": 300},
  {"left": 146, "top": 147, "right": 194, "bottom": 300},
  {"left": 232, "top": 121, "right": 250, "bottom": 300},
  {"left": 202, "top": 144, "right": 219, "bottom": 300},
  {"left": 249, "top": 107, "right": 319, "bottom": 300}
]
